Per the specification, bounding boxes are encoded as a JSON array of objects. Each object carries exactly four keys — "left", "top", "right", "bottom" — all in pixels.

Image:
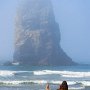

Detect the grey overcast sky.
[{"left": 0, "top": 0, "right": 90, "bottom": 64}]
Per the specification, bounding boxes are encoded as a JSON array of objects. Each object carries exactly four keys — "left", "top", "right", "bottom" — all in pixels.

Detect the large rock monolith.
[{"left": 13, "top": 0, "right": 76, "bottom": 65}]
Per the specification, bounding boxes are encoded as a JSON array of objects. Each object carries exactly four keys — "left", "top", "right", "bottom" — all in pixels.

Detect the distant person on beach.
[
  {"left": 57, "top": 81, "right": 68, "bottom": 90},
  {"left": 45, "top": 83, "right": 50, "bottom": 90}
]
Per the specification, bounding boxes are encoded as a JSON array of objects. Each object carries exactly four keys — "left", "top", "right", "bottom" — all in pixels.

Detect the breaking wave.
[
  {"left": 33, "top": 70, "right": 90, "bottom": 78},
  {"left": 0, "top": 80, "right": 82, "bottom": 85},
  {"left": 0, "top": 69, "right": 90, "bottom": 89},
  {"left": 1, "top": 69, "right": 90, "bottom": 78},
  {"left": 0, "top": 70, "right": 30, "bottom": 77},
  {"left": 0, "top": 70, "right": 15, "bottom": 76},
  {"left": 69, "top": 86, "right": 85, "bottom": 90},
  {"left": 0, "top": 80, "right": 89, "bottom": 89}
]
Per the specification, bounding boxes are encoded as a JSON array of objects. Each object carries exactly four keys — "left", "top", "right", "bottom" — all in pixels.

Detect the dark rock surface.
[{"left": 13, "top": 0, "right": 76, "bottom": 65}]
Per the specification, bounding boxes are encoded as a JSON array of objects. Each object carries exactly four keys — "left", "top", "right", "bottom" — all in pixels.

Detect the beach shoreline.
[{"left": 0, "top": 84, "right": 89, "bottom": 90}]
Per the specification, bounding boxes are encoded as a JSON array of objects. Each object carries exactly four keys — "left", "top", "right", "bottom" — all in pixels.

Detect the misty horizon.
[{"left": 0, "top": 0, "right": 90, "bottom": 64}]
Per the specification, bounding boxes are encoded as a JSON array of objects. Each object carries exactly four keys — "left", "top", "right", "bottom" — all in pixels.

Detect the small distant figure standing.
[
  {"left": 57, "top": 81, "right": 68, "bottom": 90},
  {"left": 45, "top": 83, "right": 50, "bottom": 90}
]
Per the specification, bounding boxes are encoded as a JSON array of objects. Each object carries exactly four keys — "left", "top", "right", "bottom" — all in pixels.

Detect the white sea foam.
[
  {"left": 33, "top": 70, "right": 90, "bottom": 78},
  {"left": 82, "top": 81, "right": 90, "bottom": 86},
  {"left": 0, "top": 80, "right": 76, "bottom": 85},
  {"left": 0, "top": 80, "right": 89, "bottom": 88},
  {"left": 0, "top": 70, "right": 30, "bottom": 77},
  {"left": 49, "top": 81, "right": 76, "bottom": 85},
  {"left": 12, "top": 62, "right": 20, "bottom": 66},
  {"left": 69, "top": 86, "right": 85, "bottom": 90},
  {"left": 0, "top": 80, "right": 47, "bottom": 85},
  {"left": 0, "top": 70, "right": 16, "bottom": 76},
  {"left": 33, "top": 70, "right": 60, "bottom": 75}
]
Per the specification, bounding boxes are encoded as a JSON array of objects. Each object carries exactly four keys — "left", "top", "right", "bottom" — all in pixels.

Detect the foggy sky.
[{"left": 0, "top": 0, "right": 90, "bottom": 63}]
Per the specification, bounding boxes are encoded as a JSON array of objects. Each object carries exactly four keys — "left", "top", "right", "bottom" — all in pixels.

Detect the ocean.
[{"left": 0, "top": 65, "right": 90, "bottom": 90}]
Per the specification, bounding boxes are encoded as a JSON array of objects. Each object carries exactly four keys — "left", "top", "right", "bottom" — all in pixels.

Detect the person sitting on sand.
[
  {"left": 57, "top": 81, "right": 68, "bottom": 90},
  {"left": 45, "top": 83, "right": 50, "bottom": 90}
]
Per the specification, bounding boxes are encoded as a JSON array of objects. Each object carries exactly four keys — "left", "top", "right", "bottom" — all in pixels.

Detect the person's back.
[{"left": 57, "top": 81, "right": 68, "bottom": 90}]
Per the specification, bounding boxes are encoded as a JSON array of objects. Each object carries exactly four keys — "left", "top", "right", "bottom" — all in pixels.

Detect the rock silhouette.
[{"left": 13, "top": 0, "right": 76, "bottom": 65}]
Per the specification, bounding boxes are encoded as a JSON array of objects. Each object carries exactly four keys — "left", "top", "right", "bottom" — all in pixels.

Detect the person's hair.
[{"left": 62, "top": 81, "right": 67, "bottom": 86}]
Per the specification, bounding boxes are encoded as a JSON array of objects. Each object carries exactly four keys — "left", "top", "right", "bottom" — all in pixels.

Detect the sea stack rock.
[{"left": 13, "top": 0, "right": 76, "bottom": 65}]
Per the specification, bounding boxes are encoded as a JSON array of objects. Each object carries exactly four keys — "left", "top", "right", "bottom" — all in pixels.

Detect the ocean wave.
[
  {"left": 33, "top": 70, "right": 90, "bottom": 78},
  {"left": 0, "top": 81, "right": 86, "bottom": 90},
  {"left": 69, "top": 86, "right": 85, "bottom": 90},
  {"left": 0, "top": 80, "right": 89, "bottom": 88},
  {"left": 0, "top": 80, "right": 76, "bottom": 85},
  {"left": 0, "top": 70, "right": 16, "bottom": 76},
  {"left": 0, "top": 70, "right": 31, "bottom": 77},
  {"left": 2, "top": 69, "right": 90, "bottom": 78},
  {"left": 0, "top": 80, "right": 46, "bottom": 85},
  {"left": 82, "top": 81, "right": 90, "bottom": 86}
]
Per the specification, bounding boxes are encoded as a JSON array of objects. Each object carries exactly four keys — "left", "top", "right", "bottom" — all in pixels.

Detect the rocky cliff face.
[{"left": 13, "top": 0, "right": 76, "bottom": 65}]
